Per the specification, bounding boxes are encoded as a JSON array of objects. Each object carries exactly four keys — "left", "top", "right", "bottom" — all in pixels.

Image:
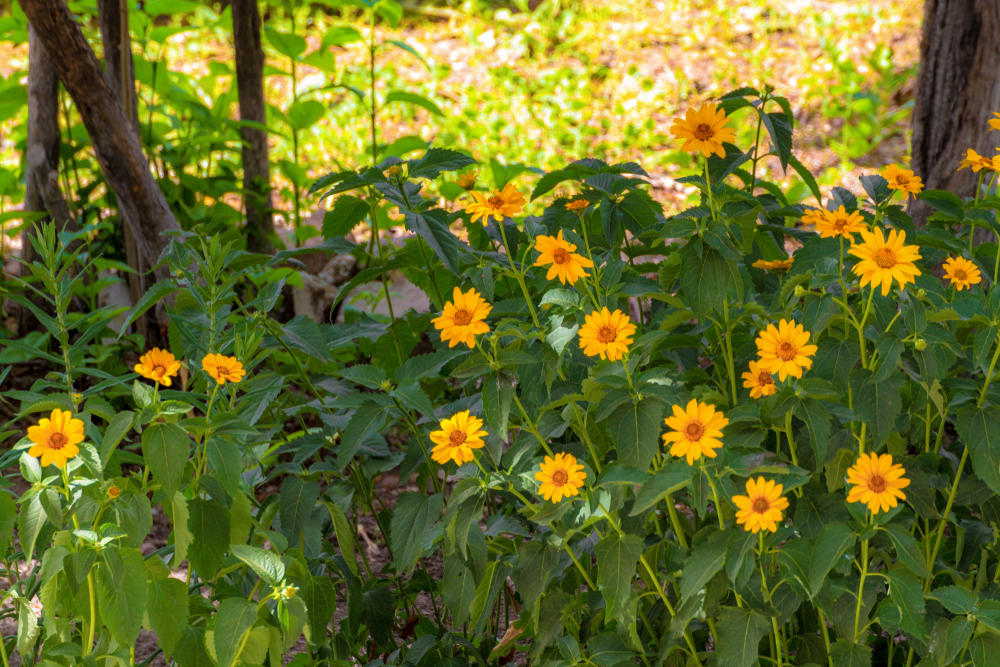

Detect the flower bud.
[
  {"left": 914, "top": 338, "right": 927, "bottom": 351},
  {"left": 793, "top": 285, "right": 807, "bottom": 298}
]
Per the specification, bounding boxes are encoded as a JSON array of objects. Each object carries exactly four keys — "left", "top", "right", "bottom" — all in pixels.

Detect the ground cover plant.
[{"left": 6, "top": 0, "right": 1000, "bottom": 666}]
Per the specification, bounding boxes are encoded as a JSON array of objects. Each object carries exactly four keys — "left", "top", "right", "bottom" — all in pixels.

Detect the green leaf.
[
  {"left": 0, "top": 492, "right": 15, "bottom": 557},
  {"left": 323, "top": 195, "right": 370, "bottom": 238},
  {"left": 759, "top": 109, "right": 792, "bottom": 170},
  {"left": 927, "top": 585, "right": 977, "bottom": 615},
  {"left": 207, "top": 438, "right": 243, "bottom": 498},
  {"left": 918, "top": 189, "right": 965, "bottom": 220},
  {"left": 406, "top": 147, "right": 476, "bottom": 180},
  {"left": 680, "top": 243, "right": 743, "bottom": 317},
  {"left": 807, "top": 522, "right": 855, "bottom": 599},
  {"left": 886, "top": 569, "right": 926, "bottom": 642},
  {"left": 482, "top": 371, "right": 514, "bottom": 441},
  {"left": 118, "top": 279, "right": 177, "bottom": 337},
  {"left": 609, "top": 398, "right": 663, "bottom": 471},
  {"left": 629, "top": 460, "right": 691, "bottom": 516},
  {"left": 385, "top": 90, "right": 443, "bottom": 117},
  {"left": 17, "top": 493, "right": 47, "bottom": 561},
  {"left": 99, "top": 411, "right": 133, "bottom": 464},
  {"left": 338, "top": 402, "right": 386, "bottom": 468},
  {"left": 147, "top": 575, "right": 188, "bottom": 656},
  {"left": 141, "top": 422, "right": 190, "bottom": 499},
  {"left": 324, "top": 501, "right": 359, "bottom": 576},
  {"left": 968, "top": 630, "right": 1000, "bottom": 666},
  {"left": 232, "top": 545, "right": 285, "bottom": 586},
  {"left": 278, "top": 477, "right": 321, "bottom": 546},
  {"left": 395, "top": 349, "right": 463, "bottom": 383},
  {"left": 214, "top": 598, "right": 258, "bottom": 667},
  {"left": 302, "top": 575, "right": 336, "bottom": 641},
  {"left": 286, "top": 99, "right": 326, "bottom": 131},
  {"left": 680, "top": 529, "right": 728, "bottom": 601},
  {"left": 715, "top": 606, "right": 771, "bottom": 667},
  {"left": 788, "top": 152, "right": 822, "bottom": 204},
  {"left": 16, "top": 595, "right": 40, "bottom": 658},
  {"left": 974, "top": 599, "right": 1000, "bottom": 633},
  {"left": 403, "top": 209, "right": 462, "bottom": 275},
  {"left": 97, "top": 547, "right": 148, "bottom": 646},
  {"left": 882, "top": 523, "right": 931, "bottom": 578},
  {"left": 265, "top": 27, "right": 306, "bottom": 58},
  {"left": 829, "top": 640, "right": 872, "bottom": 666},
  {"left": 852, "top": 370, "right": 902, "bottom": 446},
  {"left": 594, "top": 534, "right": 643, "bottom": 620},
  {"left": 468, "top": 559, "right": 508, "bottom": 632},
  {"left": 390, "top": 492, "right": 444, "bottom": 573},
  {"left": 956, "top": 406, "right": 1000, "bottom": 496},
  {"left": 441, "top": 556, "right": 478, "bottom": 626},
  {"left": 187, "top": 498, "right": 230, "bottom": 577}
]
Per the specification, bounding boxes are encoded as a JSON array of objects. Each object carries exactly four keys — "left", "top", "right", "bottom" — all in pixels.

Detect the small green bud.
[
  {"left": 914, "top": 338, "right": 927, "bottom": 351},
  {"left": 793, "top": 285, "right": 807, "bottom": 298},
  {"left": 917, "top": 288, "right": 927, "bottom": 299}
]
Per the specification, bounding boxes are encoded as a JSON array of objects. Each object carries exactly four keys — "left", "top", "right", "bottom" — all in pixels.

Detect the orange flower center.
[
  {"left": 152, "top": 364, "right": 166, "bottom": 376},
  {"left": 868, "top": 474, "right": 887, "bottom": 493},
  {"left": 895, "top": 174, "right": 909, "bottom": 186},
  {"left": 832, "top": 218, "right": 846, "bottom": 231},
  {"left": 487, "top": 195, "right": 504, "bottom": 208},
  {"left": 552, "top": 248, "right": 570, "bottom": 265},
  {"left": 953, "top": 268, "right": 967, "bottom": 281},
  {"left": 873, "top": 248, "right": 896, "bottom": 268},
  {"left": 551, "top": 469, "right": 569, "bottom": 485},
  {"left": 684, "top": 421, "right": 705, "bottom": 441},
  {"left": 778, "top": 341, "right": 796, "bottom": 360},
  {"left": 752, "top": 498, "right": 770, "bottom": 513},
  {"left": 597, "top": 326, "right": 617, "bottom": 343},
  {"left": 452, "top": 309, "right": 473, "bottom": 326},
  {"left": 758, "top": 372, "right": 773, "bottom": 385},
  {"left": 48, "top": 432, "right": 68, "bottom": 449},
  {"left": 694, "top": 123, "right": 714, "bottom": 141}
]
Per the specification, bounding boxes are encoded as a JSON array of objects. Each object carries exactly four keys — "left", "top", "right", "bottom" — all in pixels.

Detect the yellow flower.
[
  {"left": 741, "top": 359, "right": 777, "bottom": 399},
  {"left": 577, "top": 307, "right": 636, "bottom": 361},
  {"left": 465, "top": 183, "right": 526, "bottom": 225},
  {"left": 755, "top": 319, "right": 818, "bottom": 382},
  {"left": 535, "top": 452, "right": 586, "bottom": 502},
  {"left": 533, "top": 230, "right": 594, "bottom": 284},
  {"left": 942, "top": 256, "right": 982, "bottom": 291},
  {"left": 429, "top": 410, "right": 488, "bottom": 465},
  {"left": 670, "top": 103, "right": 737, "bottom": 158},
  {"left": 662, "top": 399, "right": 728, "bottom": 465},
  {"left": 752, "top": 258, "right": 793, "bottom": 272},
  {"left": 27, "top": 409, "right": 84, "bottom": 468},
  {"left": 732, "top": 477, "right": 789, "bottom": 534},
  {"left": 565, "top": 198, "right": 589, "bottom": 212},
  {"left": 958, "top": 148, "right": 996, "bottom": 173},
  {"left": 881, "top": 164, "right": 923, "bottom": 195},
  {"left": 456, "top": 170, "right": 478, "bottom": 190},
  {"left": 846, "top": 452, "right": 910, "bottom": 514},
  {"left": 848, "top": 227, "right": 922, "bottom": 296},
  {"left": 431, "top": 286, "right": 492, "bottom": 349},
  {"left": 201, "top": 353, "right": 246, "bottom": 385},
  {"left": 134, "top": 348, "right": 181, "bottom": 387},
  {"left": 107, "top": 485, "right": 121, "bottom": 500},
  {"left": 815, "top": 206, "right": 866, "bottom": 240},
  {"left": 989, "top": 112, "right": 1000, "bottom": 131},
  {"left": 800, "top": 207, "right": 826, "bottom": 230}
]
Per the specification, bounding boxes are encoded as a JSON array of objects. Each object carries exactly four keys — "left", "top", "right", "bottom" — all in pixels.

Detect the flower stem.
[
  {"left": 722, "top": 299, "right": 738, "bottom": 406},
  {"left": 857, "top": 288, "right": 875, "bottom": 368},
  {"left": 853, "top": 536, "right": 869, "bottom": 642},
  {"left": 924, "top": 447, "right": 968, "bottom": 591},
  {"left": 497, "top": 219, "right": 541, "bottom": 328},
  {"left": 703, "top": 159, "right": 718, "bottom": 222},
  {"left": 703, "top": 464, "right": 726, "bottom": 530}
]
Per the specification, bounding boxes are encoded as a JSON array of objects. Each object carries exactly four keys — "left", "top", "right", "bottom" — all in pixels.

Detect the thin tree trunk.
[
  {"left": 18, "top": 0, "right": 180, "bottom": 276},
  {"left": 232, "top": 0, "right": 274, "bottom": 253},
  {"left": 910, "top": 0, "right": 1000, "bottom": 227},
  {"left": 98, "top": 0, "right": 147, "bottom": 336}
]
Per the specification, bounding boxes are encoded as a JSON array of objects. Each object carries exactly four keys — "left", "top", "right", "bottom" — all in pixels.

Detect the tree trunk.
[
  {"left": 910, "top": 0, "right": 1000, "bottom": 226},
  {"left": 18, "top": 0, "right": 180, "bottom": 276},
  {"left": 20, "top": 24, "right": 76, "bottom": 333},
  {"left": 232, "top": 0, "right": 275, "bottom": 253},
  {"left": 98, "top": 0, "right": 147, "bottom": 336}
]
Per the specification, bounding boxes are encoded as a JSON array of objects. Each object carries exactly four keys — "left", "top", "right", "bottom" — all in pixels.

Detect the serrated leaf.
[
  {"left": 323, "top": 195, "right": 370, "bottom": 238},
  {"left": 232, "top": 545, "right": 285, "bottom": 586},
  {"left": 141, "top": 422, "right": 190, "bottom": 499},
  {"left": 390, "top": 492, "right": 443, "bottom": 573},
  {"left": 956, "top": 406, "right": 1000, "bottom": 497},
  {"left": 407, "top": 147, "right": 476, "bottom": 180},
  {"left": 214, "top": 598, "right": 258, "bottom": 667},
  {"left": 594, "top": 534, "right": 643, "bottom": 619},
  {"left": 609, "top": 398, "right": 663, "bottom": 472},
  {"left": 715, "top": 606, "right": 771, "bottom": 667}
]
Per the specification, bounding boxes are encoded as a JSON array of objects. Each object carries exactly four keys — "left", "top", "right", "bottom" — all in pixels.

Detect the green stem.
[
  {"left": 665, "top": 493, "right": 689, "bottom": 549},
  {"left": 368, "top": 197, "right": 404, "bottom": 365},
  {"left": 513, "top": 394, "right": 553, "bottom": 456},
  {"left": 392, "top": 397, "right": 443, "bottom": 494},
  {"left": 978, "top": 329, "right": 1000, "bottom": 407},
  {"left": 817, "top": 608, "right": 833, "bottom": 667},
  {"left": 857, "top": 288, "right": 875, "bottom": 369},
  {"left": 572, "top": 404, "right": 603, "bottom": 474},
  {"left": 924, "top": 447, "right": 968, "bottom": 590},
  {"left": 853, "top": 536, "right": 869, "bottom": 642},
  {"left": 497, "top": 219, "right": 541, "bottom": 328},
  {"left": 562, "top": 542, "right": 596, "bottom": 589},
  {"left": 722, "top": 299, "right": 738, "bottom": 406},
  {"left": 703, "top": 464, "right": 726, "bottom": 530},
  {"left": 703, "top": 158, "right": 718, "bottom": 222},
  {"left": 758, "top": 533, "right": 783, "bottom": 666}
]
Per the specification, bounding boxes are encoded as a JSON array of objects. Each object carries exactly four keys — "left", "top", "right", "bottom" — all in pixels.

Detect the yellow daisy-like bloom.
[
  {"left": 577, "top": 307, "right": 636, "bottom": 361},
  {"left": 456, "top": 170, "right": 478, "bottom": 190},
  {"left": 670, "top": 103, "right": 737, "bottom": 159},
  {"left": 134, "top": 347, "right": 181, "bottom": 387},
  {"left": 848, "top": 227, "right": 922, "bottom": 296},
  {"left": 846, "top": 452, "right": 910, "bottom": 514},
  {"left": 755, "top": 319, "right": 818, "bottom": 382},
  {"left": 741, "top": 359, "right": 777, "bottom": 399},
  {"left": 800, "top": 207, "right": 826, "bottom": 230},
  {"left": 565, "top": 198, "right": 589, "bottom": 212},
  {"left": 662, "top": 399, "right": 729, "bottom": 465},
  {"left": 533, "top": 230, "right": 594, "bottom": 284},
  {"left": 201, "top": 353, "right": 246, "bottom": 385},
  {"left": 752, "top": 258, "right": 793, "bottom": 272},
  {"left": 26, "top": 409, "right": 84, "bottom": 468},
  {"left": 943, "top": 256, "right": 982, "bottom": 291},
  {"left": 431, "top": 286, "right": 492, "bottom": 349},
  {"left": 989, "top": 112, "right": 1000, "bottom": 131},
  {"left": 535, "top": 452, "right": 586, "bottom": 502},
  {"left": 429, "top": 410, "right": 488, "bottom": 465},
  {"left": 815, "top": 206, "right": 866, "bottom": 240},
  {"left": 958, "top": 148, "right": 996, "bottom": 173},
  {"left": 732, "top": 477, "right": 789, "bottom": 534},
  {"left": 881, "top": 164, "right": 923, "bottom": 195},
  {"left": 465, "top": 183, "right": 526, "bottom": 225}
]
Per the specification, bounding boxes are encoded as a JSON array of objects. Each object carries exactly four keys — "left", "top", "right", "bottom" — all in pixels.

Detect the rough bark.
[
  {"left": 232, "top": 0, "right": 275, "bottom": 252},
  {"left": 98, "top": 0, "right": 146, "bottom": 335},
  {"left": 18, "top": 0, "right": 180, "bottom": 274},
  {"left": 910, "top": 0, "right": 1000, "bottom": 226}
]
